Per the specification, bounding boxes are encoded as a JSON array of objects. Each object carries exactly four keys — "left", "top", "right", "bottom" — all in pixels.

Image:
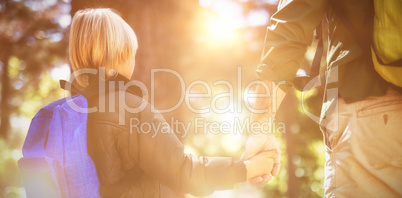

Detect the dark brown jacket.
[{"left": 77, "top": 75, "right": 246, "bottom": 198}]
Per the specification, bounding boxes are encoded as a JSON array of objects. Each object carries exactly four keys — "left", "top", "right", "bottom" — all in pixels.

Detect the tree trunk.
[
  {"left": 0, "top": 41, "right": 11, "bottom": 138},
  {"left": 286, "top": 128, "right": 298, "bottom": 198}
]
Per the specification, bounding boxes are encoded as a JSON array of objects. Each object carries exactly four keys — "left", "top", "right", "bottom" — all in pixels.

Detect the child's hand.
[{"left": 244, "top": 150, "right": 277, "bottom": 182}]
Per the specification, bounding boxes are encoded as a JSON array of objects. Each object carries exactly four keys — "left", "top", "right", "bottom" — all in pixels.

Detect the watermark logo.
[
  {"left": 129, "top": 116, "right": 286, "bottom": 138},
  {"left": 60, "top": 65, "right": 341, "bottom": 137}
]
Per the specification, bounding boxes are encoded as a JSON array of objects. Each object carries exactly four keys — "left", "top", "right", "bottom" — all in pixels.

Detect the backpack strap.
[
  {"left": 293, "top": 23, "right": 324, "bottom": 92},
  {"left": 310, "top": 23, "right": 324, "bottom": 78}
]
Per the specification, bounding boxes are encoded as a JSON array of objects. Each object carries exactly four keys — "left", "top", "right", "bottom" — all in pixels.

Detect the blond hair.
[{"left": 69, "top": 8, "right": 138, "bottom": 87}]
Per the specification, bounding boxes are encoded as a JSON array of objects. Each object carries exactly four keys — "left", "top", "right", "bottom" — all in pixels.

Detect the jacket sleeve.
[
  {"left": 134, "top": 104, "right": 246, "bottom": 196},
  {"left": 256, "top": 0, "right": 327, "bottom": 82}
]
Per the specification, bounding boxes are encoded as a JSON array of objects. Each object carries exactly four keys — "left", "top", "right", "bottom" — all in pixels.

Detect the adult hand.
[
  {"left": 242, "top": 80, "right": 285, "bottom": 184},
  {"left": 244, "top": 150, "right": 277, "bottom": 180},
  {"left": 241, "top": 133, "right": 281, "bottom": 184}
]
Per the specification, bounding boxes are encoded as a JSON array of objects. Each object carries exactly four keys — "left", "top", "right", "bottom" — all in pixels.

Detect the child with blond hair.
[{"left": 67, "top": 8, "right": 277, "bottom": 197}]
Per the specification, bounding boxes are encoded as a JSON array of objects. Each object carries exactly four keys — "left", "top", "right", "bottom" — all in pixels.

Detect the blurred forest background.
[{"left": 0, "top": 0, "right": 326, "bottom": 197}]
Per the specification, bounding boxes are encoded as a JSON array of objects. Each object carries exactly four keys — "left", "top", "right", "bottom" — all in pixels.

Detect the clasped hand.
[{"left": 242, "top": 133, "right": 281, "bottom": 184}]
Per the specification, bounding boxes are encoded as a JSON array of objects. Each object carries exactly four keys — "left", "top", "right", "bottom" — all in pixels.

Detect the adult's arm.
[
  {"left": 242, "top": 0, "right": 328, "bottom": 184},
  {"left": 256, "top": 0, "right": 327, "bottom": 82}
]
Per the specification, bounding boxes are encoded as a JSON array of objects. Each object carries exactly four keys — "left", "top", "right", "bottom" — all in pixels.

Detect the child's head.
[{"left": 69, "top": 8, "right": 138, "bottom": 87}]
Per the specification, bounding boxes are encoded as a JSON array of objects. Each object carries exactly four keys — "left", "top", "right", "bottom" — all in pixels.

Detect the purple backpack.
[{"left": 18, "top": 95, "right": 100, "bottom": 198}]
